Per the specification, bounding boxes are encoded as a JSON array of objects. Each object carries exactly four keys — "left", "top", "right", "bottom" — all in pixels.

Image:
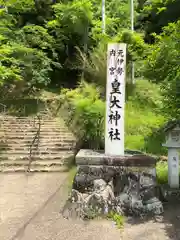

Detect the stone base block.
[
  {"left": 62, "top": 163, "right": 163, "bottom": 220},
  {"left": 62, "top": 149, "right": 162, "bottom": 220},
  {"left": 76, "top": 149, "right": 157, "bottom": 167}
]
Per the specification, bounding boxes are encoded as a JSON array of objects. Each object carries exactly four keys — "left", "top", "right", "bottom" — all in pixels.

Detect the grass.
[
  {"left": 156, "top": 161, "right": 169, "bottom": 184},
  {"left": 156, "top": 160, "right": 180, "bottom": 185},
  {"left": 107, "top": 211, "right": 126, "bottom": 229}
]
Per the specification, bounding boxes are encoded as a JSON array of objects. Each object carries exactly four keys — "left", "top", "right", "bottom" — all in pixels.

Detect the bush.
[
  {"left": 125, "top": 100, "right": 166, "bottom": 154},
  {"left": 156, "top": 161, "right": 168, "bottom": 184},
  {"left": 59, "top": 81, "right": 105, "bottom": 149},
  {"left": 59, "top": 79, "right": 167, "bottom": 154},
  {"left": 125, "top": 79, "right": 166, "bottom": 154},
  {"left": 156, "top": 161, "right": 180, "bottom": 185}
]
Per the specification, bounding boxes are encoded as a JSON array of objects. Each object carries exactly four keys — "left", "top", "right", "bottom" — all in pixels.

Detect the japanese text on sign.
[
  {"left": 105, "top": 43, "right": 126, "bottom": 156},
  {"left": 108, "top": 48, "right": 125, "bottom": 141}
]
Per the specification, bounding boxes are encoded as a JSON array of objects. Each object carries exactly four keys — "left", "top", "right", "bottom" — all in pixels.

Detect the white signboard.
[{"left": 105, "top": 43, "right": 126, "bottom": 156}]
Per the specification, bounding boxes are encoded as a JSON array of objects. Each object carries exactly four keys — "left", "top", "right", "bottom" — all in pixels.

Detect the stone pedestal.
[
  {"left": 76, "top": 149, "right": 157, "bottom": 176},
  {"left": 62, "top": 149, "right": 163, "bottom": 219}
]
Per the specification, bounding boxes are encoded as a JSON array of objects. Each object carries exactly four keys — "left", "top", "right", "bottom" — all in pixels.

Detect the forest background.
[{"left": 0, "top": 0, "right": 180, "bottom": 168}]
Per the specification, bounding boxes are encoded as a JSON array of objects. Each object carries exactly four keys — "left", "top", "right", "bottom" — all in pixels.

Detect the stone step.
[
  {"left": 1, "top": 116, "right": 59, "bottom": 119},
  {"left": 0, "top": 123, "right": 69, "bottom": 127},
  {"left": 0, "top": 149, "right": 74, "bottom": 154},
  {"left": 0, "top": 129, "right": 70, "bottom": 133},
  {"left": 0, "top": 138, "right": 75, "bottom": 143},
  {"left": 0, "top": 124, "right": 69, "bottom": 128},
  {"left": 0, "top": 142, "right": 75, "bottom": 147},
  {"left": 0, "top": 152, "right": 74, "bottom": 160},
  {"left": 0, "top": 125, "right": 68, "bottom": 130},
  {"left": 0, "top": 134, "right": 75, "bottom": 139},
  {"left": 0, "top": 136, "right": 75, "bottom": 140},
  {"left": 0, "top": 165, "right": 68, "bottom": 172},
  {"left": 0, "top": 144, "right": 75, "bottom": 150},
  {"left": 0, "top": 127, "right": 71, "bottom": 131},
  {"left": 0, "top": 150, "right": 73, "bottom": 155},
  {"left": 0, "top": 117, "right": 59, "bottom": 120},
  {"left": 0, "top": 121, "right": 65, "bottom": 125},
  {"left": 0, "top": 140, "right": 75, "bottom": 145},
  {"left": 3, "top": 142, "right": 75, "bottom": 147},
  {"left": 0, "top": 147, "right": 74, "bottom": 152},
  {"left": 0, "top": 159, "right": 65, "bottom": 166},
  {"left": 0, "top": 119, "right": 63, "bottom": 121},
  {"left": 0, "top": 123, "right": 67, "bottom": 127},
  {"left": 0, "top": 132, "right": 73, "bottom": 136},
  {"left": 0, "top": 129, "right": 69, "bottom": 133},
  {"left": 0, "top": 141, "right": 75, "bottom": 146}
]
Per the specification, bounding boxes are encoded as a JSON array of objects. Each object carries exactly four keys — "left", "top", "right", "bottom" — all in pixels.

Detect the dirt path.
[{"left": 0, "top": 173, "right": 180, "bottom": 240}]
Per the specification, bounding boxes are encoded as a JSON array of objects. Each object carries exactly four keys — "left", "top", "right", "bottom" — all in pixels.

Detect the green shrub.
[
  {"left": 125, "top": 100, "right": 166, "bottom": 154},
  {"left": 156, "top": 161, "right": 168, "bottom": 184},
  {"left": 125, "top": 79, "right": 166, "bottom": 154},
  {"left": 59, "top": 81, "right": 105, "bottom": 149},
  {"left": 59, "top": 79, "right": 167, "bottom": 154},
  {"left": 156, "top": 161, "right": 180, "bottom": 185}
]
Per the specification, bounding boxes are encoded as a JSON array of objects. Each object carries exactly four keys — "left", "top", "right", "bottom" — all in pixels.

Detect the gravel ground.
[{"left": 0, "top": 172, "right": 180, "bottom": 240}]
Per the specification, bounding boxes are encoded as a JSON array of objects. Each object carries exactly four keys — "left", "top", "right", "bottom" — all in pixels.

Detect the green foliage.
[
  {"left": 156, "top": 161, "right": 169, "bottom": 184},
  {"left": 77, "top": 42, "right": 107, "bottom": 90},
  {"left": 59, "top": 81, "right": 105, "bottom": 149},
  {"left": 47, "top": 0, "right": 93, "bottom": 50},
  {"left": 20, "top": 25, "right": 55, "bottom": 50},
  {"left": 127, "top": 79, "right": 163, "bottom": 108},
  {"left": 0, "top": 41, "right": 52, "bottom": 87},
  {"left": 107, "top": 211, "right": 125, "bottom": 229},
  {"left": 0, "top": 0, "right": 179, "bottom": 95},
  {"left": 0, "top": 0, "right": 178, "bottom": 161},
  {"left": 144, "top": 21, "right": 180, "bottom": 118},
  {"left": 125, "top": 79, "right": 166, "bottom": 154},
  {"left": 0, "top": 2, "right": 55, "bottom": 90},
  {"left": 59, "top": 79, "right": 166, "bottom": 154},
  {"left": 136, "top": 0, "right": 180, "bottom": 41},
  {"left": 156, "top": 160, "right": 180, "bottom": 185},
  {"left": 78, "top": 31, "right": 148, "bottom": 91},
  {"left": 0, "top": 0, "right": 143, "bottom": 90}
]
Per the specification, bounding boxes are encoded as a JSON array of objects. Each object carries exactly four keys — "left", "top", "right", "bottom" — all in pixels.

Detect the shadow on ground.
[
  {"left": 123, "top": 203, "right": 180, "bottom": 240},
  {"left": 162, "top": 203, "right": 180, "bottom": 240}
]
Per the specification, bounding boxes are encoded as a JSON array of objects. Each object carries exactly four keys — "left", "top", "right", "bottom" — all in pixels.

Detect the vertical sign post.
[{"left": 105, "top": 43, "right": 126, "bottom": 156}]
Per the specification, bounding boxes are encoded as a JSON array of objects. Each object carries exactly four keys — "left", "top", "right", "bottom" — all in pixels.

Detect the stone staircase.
[{"left": 0, "top": 114, "right": 76, "bottom": 172}]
